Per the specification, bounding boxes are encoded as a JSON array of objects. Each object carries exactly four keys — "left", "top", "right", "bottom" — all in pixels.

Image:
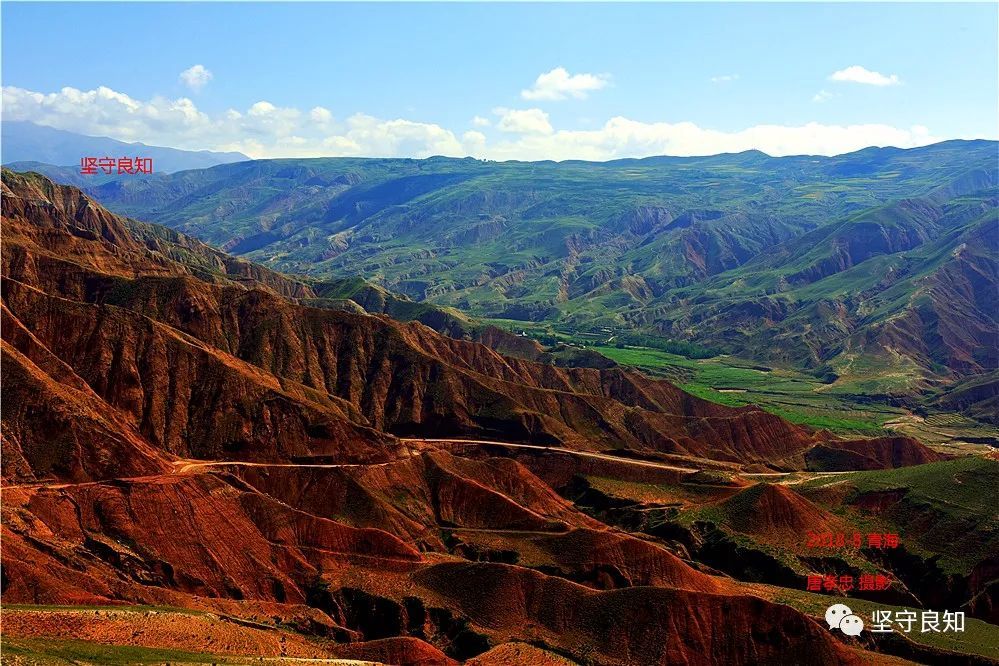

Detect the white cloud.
[
  {"left": 475, "top": 118, "right": 940, "bottom": 161},
  {"left": 812, "top": 90, "right": 835, "bottom": 103},
  {"left": 248, "top": 101, "right": 277, "bottom": 116},
  {"left": 710, "top": 74, "right": 739, "bottom": 83},
  {"left": 333, "top": 113, "right": 465, "bottom": 157},
  {"left": 829, "top": 65, "right": 901, "bottom": 86},
  {"left": 243, "top": 101, "right": 301, "bottom": 140},
  {"left": 310, "top": 106, "right": 333, "bottom": 124},
  {"left": 494, "top": 107, "right": 553, "bottom": 135},
  {"left": 179, "top": 64, "right": 213, "bottom": 91},
  {"left": 3, "top": 83, "right": 959, "bottom": 161},
  {"left": 462, "top": 130, "right": 487, "bottom": 152},
  {"left": 471, "top": 115, "right": 491, "bottom": 127},
  {"left": 0, "top": 85, "right": 453, "bottom": 158},
  {"left": 521, "top": 67, "right": 609, "bottom": 101},
  {"left": 2, "top": 85, "right": 213, "bottom": 145}
]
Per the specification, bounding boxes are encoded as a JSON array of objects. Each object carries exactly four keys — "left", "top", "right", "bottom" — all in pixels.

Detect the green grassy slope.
[
  {"left": 797, "top": 456, "right": 999, "bottom": 573},
  {"left": 24, "top": 139, "right": 996, "bottom": 388}
]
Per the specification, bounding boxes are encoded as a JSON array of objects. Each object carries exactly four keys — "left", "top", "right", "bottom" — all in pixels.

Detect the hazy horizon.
[{"left": 6, "top": 119, "right": 996, "bottom": 167}]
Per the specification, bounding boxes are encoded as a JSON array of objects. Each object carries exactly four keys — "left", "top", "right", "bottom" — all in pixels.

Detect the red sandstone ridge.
[
  {"left": 714, "top": 482, "right": 851, "bottom": 546},
  {"left": 804, "top": 436, "right": 948, "bottom": 471},
  {"left": 332, "top": 637, "right": 458, "bottom": 665},
  {"left": 227, "top": 451, "right": 606, "bottom": 549},
  {"left": 413, "top": 562, "right": 861, "bottom": 665},
  {"left": 1, "top": 169, "right": 313, "bottom": 298},
  {"left": 1, "top": 474, "right": 421, "bottom": 607}
]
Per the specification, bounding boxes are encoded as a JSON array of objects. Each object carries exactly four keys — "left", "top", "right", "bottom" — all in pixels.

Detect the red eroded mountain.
[
  {"left": 1, "top": 168, "right": 313, "bottom": 297},
  {"left": 714, "top": 482, "right": 851, "bottom": 545},
  {"left": 412, "top": 562, "right": 861, "bottom": 665},
  {"left": 805, "top": 436, "right": 948, "bottom": 471},
  {"left": 228, "top": 451, "right": 605, "bottom": 544},
  {"left": 2, "top": 475, "right": 421, "bottom": 606}
]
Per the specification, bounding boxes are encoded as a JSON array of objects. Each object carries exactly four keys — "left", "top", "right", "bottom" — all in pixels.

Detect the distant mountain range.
[
  {"left": 45, "top": 139, "right": 993, "bottom": 393},
  {"left": 1, "top": 121, "right": 248, "bottom": 174}
]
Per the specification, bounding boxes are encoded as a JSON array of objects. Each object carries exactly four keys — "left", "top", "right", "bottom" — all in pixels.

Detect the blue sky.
[{"left": 3, "top": 2, "right": 996, "bottom": 159}]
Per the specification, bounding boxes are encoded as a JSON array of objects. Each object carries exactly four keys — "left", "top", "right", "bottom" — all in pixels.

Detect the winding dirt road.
[
  {"left": 3, "top": 437, "right": 855, "bottom": 492},
  {"left": 401, "top": 437, "right": 703, "bottom": 473}
]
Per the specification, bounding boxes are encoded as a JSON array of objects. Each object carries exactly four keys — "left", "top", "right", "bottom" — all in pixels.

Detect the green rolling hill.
[{"left": 23, "top": 139, "right": 998, "bottom": 393}]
